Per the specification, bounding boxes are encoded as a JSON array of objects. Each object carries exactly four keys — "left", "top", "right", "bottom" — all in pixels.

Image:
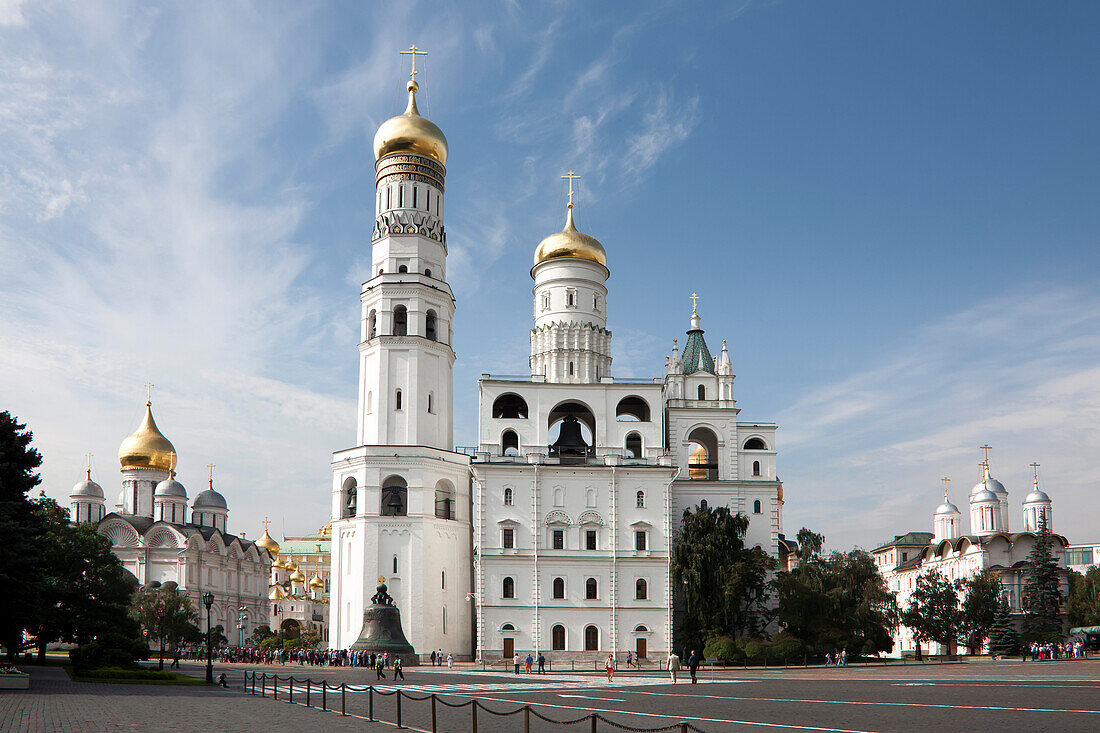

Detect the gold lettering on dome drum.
[
  {"left": 375, "top": 172, "right": 445, "bottom": 191},
  {"left": 375, "top": 153, "right": 446, "bottom": 176}
]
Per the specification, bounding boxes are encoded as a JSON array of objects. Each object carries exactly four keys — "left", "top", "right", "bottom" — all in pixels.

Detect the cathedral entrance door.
[
  {"left": 503, "top": 637, "right": 514, "bottom": 659},
  {"left": 636, "top": 638, "right": 646, "bottom": 659}
]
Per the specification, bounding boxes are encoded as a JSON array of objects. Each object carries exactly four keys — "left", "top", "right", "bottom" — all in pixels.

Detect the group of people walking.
[
  {"left": 664, "top": 650, "right": 701, "bottom": 683},
  {"left": 428, "top": 649, "right": 455, "bottom": 667}
]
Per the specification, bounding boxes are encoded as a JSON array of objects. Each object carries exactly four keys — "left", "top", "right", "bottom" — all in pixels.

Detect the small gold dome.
[
  {"left": 268, "top": 585, "right": 286, "bottom": 600},
  {"left": 256, "top": 529, "right": 280, "bottom": 555},
  {"left": 308, "top": 574, "right": 325, "bottom": 589},
  {"left": 533, "top": 206, "right": 607, "bottom": 267},
  {"left": 373, "top": 80, "right": 448, "bottom": 164},
  {"left": 289, "top": 566, "right": 306, "bottom": 583},
  {"left": 118, "top": 402, "right": 177, "bottom": 472}
]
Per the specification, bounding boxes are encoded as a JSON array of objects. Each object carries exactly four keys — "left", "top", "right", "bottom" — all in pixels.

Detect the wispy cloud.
[
  {"left": 778, "top": 288, "right": 1100, "bottom": 550},
  {"left": 625, "top": 89, "right": 700, "bottom": 175}
]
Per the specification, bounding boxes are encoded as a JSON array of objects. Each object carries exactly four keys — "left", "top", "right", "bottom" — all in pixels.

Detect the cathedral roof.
[{"left": 118, "top": 401, "right": 177, "bottom": 473}]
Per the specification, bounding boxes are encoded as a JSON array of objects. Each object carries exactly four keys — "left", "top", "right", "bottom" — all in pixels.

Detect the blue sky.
[{"left": 2, "top": 1, "right": 1098, "bottom": 550}]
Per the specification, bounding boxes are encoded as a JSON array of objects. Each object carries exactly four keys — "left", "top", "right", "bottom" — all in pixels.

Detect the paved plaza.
[{"left": 4, "top": 659, "right": 1100, "bottom": 732}]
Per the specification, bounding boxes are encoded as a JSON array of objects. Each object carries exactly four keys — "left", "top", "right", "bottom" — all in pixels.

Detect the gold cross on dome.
[
  {"left": 941, "top": 477, "right": 950, "bottom": 501},
  {"left": 85, "top": 452, "right": 93, "bottom": 478},
  {"left": 262, "top": 516, "right": 271, "bottom": 532},
  {"left": 690, "top": 292, "right": 699, "bottom": 315},
  {"left": 980, "top": 444, "right": 993, "bottom": 465},
  {"left": 144, "top": 382, "right": 154, "bottom": 403},
  {"left": 561, "top": 170, "right": 581, "bottom": 208},
  {"left": 207, "top": 463, "right": 216, "bottom": 483},
  {"left": 1031, "top": 462, "right": 1040, "bottom": 482},
  {"left": 400, "top": 44, "right": 428, "bottom": 80}
]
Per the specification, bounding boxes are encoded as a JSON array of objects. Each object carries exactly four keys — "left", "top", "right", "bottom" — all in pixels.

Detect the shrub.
[
  {"left": 703, "top": 635, "right": 739, "bottom": 662},
  {"left": 77, "top": 667, "right": 180, "bottom": 681},
  {"left": 69, "top": 633, "right": 150, "bottom": 672}
]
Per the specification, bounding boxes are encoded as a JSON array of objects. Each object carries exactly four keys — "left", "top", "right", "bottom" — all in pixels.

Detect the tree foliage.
[
  {"left": 1068, "top": 568, "right": 1100, "bottom": 628},
  {"left": 775, "top": 541, "right": 899, "bottom": 656},
  {"left": 671, "top": 505, "right": 776, "bottom": 648},
  {"left": 33, "top": 495, "right": 141, "bottom": 661},
  {"left": 901, "top": 569, "right": 961, "bottom": 649},
  {"left": 987, "top": 597, "right": 1020, "bottom": 657},
  {"left": 1021, "top": 514, "right": 1064, "bottom": 636},
  {"left": 0, "top": 412, "right": 45, "bottom": 660},
  {"left": 959, "top": 571, "right": 1003, "bottom": 653},
  {"left": 131, "top": 584, "right": 200, "bottom": 665}
]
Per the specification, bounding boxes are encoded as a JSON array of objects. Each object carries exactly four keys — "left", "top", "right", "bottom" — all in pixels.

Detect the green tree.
[
  {"left": 0, "top": 412, "right": 45, "bottom": 661},
  {"left": 206, "top": 624, "right": 228, "bottom": 648},
  {"left": 249, "top": 624, "right": 276, "bottom": 646},
  {"left": 671, "top": 505, "right": 776, "bottom": 649},
  {"left": 959, "top": 571, "right": 1003, "bottom": 654},
  {"left": 902, "top": 569, "right": 961, "bottom": 655},
  {"left": 987, "top": 597, "right": 1020, "bottom": 657},
  {"left": 1067, "top": 568, "right": 1100, "bottom": 628},
  {"left": 32, "top": 495, "right": 141, "bottom": 662},
  {"left": 775, "top": 547, "right": 898, "bottom": 656},
  {"left": 1021, "top": 514, "right": 1064, "bottom": 636},
  {"left": 132, "top": 584, "right": 199, "bottom": 669}
]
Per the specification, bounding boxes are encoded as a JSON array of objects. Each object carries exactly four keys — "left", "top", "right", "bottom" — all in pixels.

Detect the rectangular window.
[
  {"left": 635, "top": 530, "right": 647, "bottom": 551},
  {"left": 586, "top": 530, "right": 597, "bottom": 551},
  {"left": 553, "top": 530, "right": 564, "bottom": 550},
  {"left": 1068, "top": 548, "right": 1095, "bottom": 565},
  {"left": 503, "top": 528, "right": 515, "bottom": 549}
]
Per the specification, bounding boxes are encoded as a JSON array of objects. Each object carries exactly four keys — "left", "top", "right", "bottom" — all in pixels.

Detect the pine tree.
[
  {"left": 1021, "top": 513, "right": 1064, "bottom": 637},
  {"left": 987, "top": 599, "right": 1020, "bottom": 657},
  {"left": 0, "top": 411, "right": 45, "bottom": 661}
]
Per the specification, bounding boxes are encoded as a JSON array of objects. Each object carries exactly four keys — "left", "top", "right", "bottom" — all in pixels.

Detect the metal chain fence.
[{"left": 243, "top": 670, "right": 708, "bottom": 733}]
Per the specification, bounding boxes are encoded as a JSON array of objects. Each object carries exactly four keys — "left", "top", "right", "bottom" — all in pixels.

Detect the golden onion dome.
[
  {"left": 255, "top": 529, "right": 280, "bottom": 555},
  {"left": 533, "top": 205, "right": 607, "bottom": 268},
  {"left": 290, "top": 566, "right": 306, "bottom": 583},
  {"left": 268, "top": 585, "right": 286, "bottom": 600},
  {"left": 373, "top": 79, "right": 448, "bottom": 165},
  {"left": 118, "top": 402, "right": 177, "bottom": 472},
  {"left": 308, "top": 574, "right": 325, "bottom": 589}
]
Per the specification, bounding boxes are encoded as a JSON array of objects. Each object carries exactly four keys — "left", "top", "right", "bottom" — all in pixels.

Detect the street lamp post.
[{"left": 202, "top": 592, "right": 215, "bottom": 684}]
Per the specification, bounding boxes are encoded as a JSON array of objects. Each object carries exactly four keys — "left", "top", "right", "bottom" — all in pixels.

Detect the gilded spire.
[
  {"left": 1031, "top": 462, "right": 1041, "bottom": 487},
  {"left": 373, "top": 44, "right": 448, "bottom": 164},
  {"left": 941, "top": 476, "right": 950, "bottom": 503},
  {"left": 118, "top": 398, "right": 177, "bottom": 472}
]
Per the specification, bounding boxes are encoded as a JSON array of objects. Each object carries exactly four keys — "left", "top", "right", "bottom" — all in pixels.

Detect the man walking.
[
  {"left": 170, "top": 647, "right": 181, "bottom": 669},
  {"left": 513, "top": 652, "right": 521, "bottom": 674},
  {"left": 667, "top": 651, "right": 681, "bottom": 683},
  {"left": 376, "top": 656, "right": 387, "bottom": 680},
  {"left": 393, "top": 657, "right": 405, "bottom": 681},
  {"left": 537, "top": 652, "right": 546, "bottom": 674},
  {"left": 525, "top": 654, "right": 533, "bottom": 674},
  {"left": 430, "top": 650, "right": 436, "bottom": 666},
  {"left": 687, "top": 650, "right": 700, "bottom": 684}
]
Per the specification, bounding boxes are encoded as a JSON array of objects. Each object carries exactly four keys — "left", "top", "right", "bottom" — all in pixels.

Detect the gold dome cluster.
[
  {"left": 373, "top": 79, "right": 448, "bottom": 165},
  {"left": 533, "top": 205, "right": 607, "bottom": 268},
  {"left": 118, "top": 402, "right": 177, "bottom": 472}
]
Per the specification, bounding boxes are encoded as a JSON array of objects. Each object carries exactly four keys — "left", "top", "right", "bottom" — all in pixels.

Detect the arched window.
[
  {"left": 427, "top": 392, "right": 434, "bottom": 413},
  {"left": 698, "top": 384, "right": 706, "bottom": 400},
  {"left": 398, "top": 265, "right": 408, "bottom": 273},
  {"left": 426, "top": 309, "right": 437, "bottom": 341},
  {"left": 553, "top": 488, "right": 564, "bottom": 507},
  {"left": 700, "top": 499, "right": 708, "bottom": 511},
  {"left": 586, "top": 489, "right": 596, "bottom": 507},
  {"left": 441, "top": 570, "right": 446, "bottom": 589},
  {"left": 625, "top": 432, "right": 642, "bottom": 459},
  {"left": 569, "top": 362, "right": 574, "bottom": 376},
  {"left": 395, "top": 389, "right": 402, "bottom": 410},
  {"left": 378, "top": 268, "right": 384, "bottom": 276},
  {"left": 754, "top": 499, "right": 762, "bottom": 514},
  {"left": 501, "top": 623, "right": 515, "bottom": 631},
  {"left": 584, "top": 625, "right": 599, "bottom": 651},
  {"left": 366, "top": 391, "right": 373, "bottom": 414},
  {"left": 424, "top": 268, "right": 432, "bottom": 278},
  {"left": 393, "top": 555, "right": 398, "bottom": 574},
  {"left": 636, "top": 578, "right": 648, "bottom": 600},
  {"left": 493, "top": 394, "right": 528, "bottom": 419},
  {"left": 615, "top": 397, "right": 651, "bottom": 422},
  {"left": 342, "top": 477, "right": 357, "bottom": 518},
  {"left": 381, "top": 476, "right": 408, "bottom": 517},
  {"left": 552, "top": 577, "right": 565, "bottom": 599},
  {"left": 502, "top": 576, "right": 515, "bottom": 599},
  {"left": 636, "top": 490, "right": 645, "bottom": 508},
  {"left": 743, "top": 437, "right": 768, "bottom": 450},
  {"left": 503, "top": 488, "right": 513, "bottom": 506},
  {"left": 753, "top": 460, "right": 761, "bottom": 476},
  {"left": 552, "top": 624, "right": 566, "bottom": 651},
  {"left": 585, "top": 577, "right": 598, "bottom": 600},
  {"left": 502, "top": 430, "right": 519, "bottom": 456},
  {"left": 435, "top": 480, "right": 455, "bottom": 520},
  {"left": 548, "top": 401, "right": 596, "bottom": 460},
  {"left": 393, "top": 305, "right": 408, "bottom": 336},
  {"left": 368, "top": 310, "right": 377, "bottom": 339},
  {"left": 687, "top": 427, "right": 719, "bottom": 480}
]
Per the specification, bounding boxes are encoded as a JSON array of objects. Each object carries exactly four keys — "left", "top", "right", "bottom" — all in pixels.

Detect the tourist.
[
  {"left": 537, "top": 652, "right": 546, "bottom": 674},
  {"left": 394, "top": 657, "right": 405, "bottom": 681},
  {"left": 376, "top": 656, "right": 387, "bottom": 680},
  {"left": 217, "top": 673, "right": 228, "bottom": 688},
  {"left": 525, "top": 654, "right": 533, "bottom": 674},
  {"left": 626, "top": 650, "right": 634, "bottom": 668},
  {"left": 513, "top": 652, "right": 520, "bottom": 674},
  {"left": 605, "top": 654, "right": 615, "bottom": 681},
  {"left": 437, "top": 648, "right": 444, "bottom": 666},
  {"left": 447, "top": 653, "right": 454, "bottom": 668},
  {"left": 667, "top": 651, "right": 681, "bottom": 683},
  {"left": 430, "top": 650, "right": 437, "bottom": 666},
  {"left": 687, "top": 650, "right": 700, "bottom": 684}
]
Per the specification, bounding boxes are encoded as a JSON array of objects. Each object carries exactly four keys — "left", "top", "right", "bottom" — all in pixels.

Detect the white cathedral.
[{"left": 328, "top": 57, "right": 785, "bottom": 661}]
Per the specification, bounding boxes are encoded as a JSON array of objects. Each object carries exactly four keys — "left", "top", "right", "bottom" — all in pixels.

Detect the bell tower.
[{"left": 329, "top": 46, "right": 472, "bottom": 658}]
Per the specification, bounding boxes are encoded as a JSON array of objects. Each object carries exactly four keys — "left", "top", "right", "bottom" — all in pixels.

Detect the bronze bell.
[
  {"left": 552, "top": 415, "right": 589, "bottom": 456},
  {"left": 350, "top": 582, "right": 418, "bottom": 665}
]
